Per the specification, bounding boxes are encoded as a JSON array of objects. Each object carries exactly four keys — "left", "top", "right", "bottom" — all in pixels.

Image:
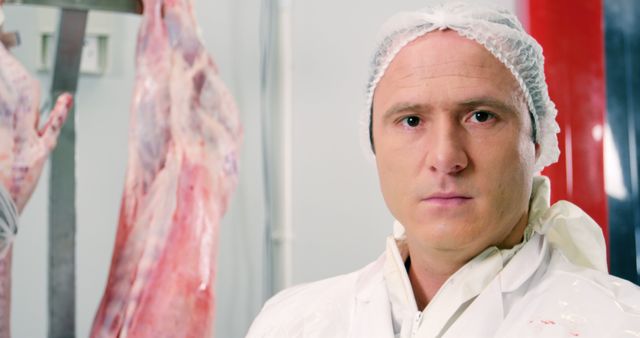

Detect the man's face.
[{"left": 372, "top": 31, "right": 538, "bottom": 260}]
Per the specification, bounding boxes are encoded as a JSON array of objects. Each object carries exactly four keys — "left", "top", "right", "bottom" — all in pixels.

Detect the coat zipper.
[{"left": 411, "top": 311, "right": 424, "bottom": 337}]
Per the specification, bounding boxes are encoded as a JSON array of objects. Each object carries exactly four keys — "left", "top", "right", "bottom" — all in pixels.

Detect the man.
[{"left": 247, "top": 2, "right": 640, "bottom": 337}]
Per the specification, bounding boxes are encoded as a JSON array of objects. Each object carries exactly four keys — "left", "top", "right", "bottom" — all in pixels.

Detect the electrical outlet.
[{"left": 40, "top": 32, "right": 108, "bottom": 75}]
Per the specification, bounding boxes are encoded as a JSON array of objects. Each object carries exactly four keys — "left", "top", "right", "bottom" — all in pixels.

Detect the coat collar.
[{"left": 350, "top": 253, "right": 395, "bottom": 337}]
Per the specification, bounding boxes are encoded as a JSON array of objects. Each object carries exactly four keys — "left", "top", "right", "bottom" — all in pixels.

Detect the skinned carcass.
[{"left": 90, "top": 0, "right": 242, "bottom": 336}]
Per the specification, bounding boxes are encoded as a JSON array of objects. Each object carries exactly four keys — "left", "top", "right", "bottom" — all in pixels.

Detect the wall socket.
[{"left": 39, "top": 32, "right": 108, "bottom": 75}]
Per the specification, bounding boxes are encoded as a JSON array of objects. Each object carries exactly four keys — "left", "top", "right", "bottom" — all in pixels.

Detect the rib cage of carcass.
[{"left": 91, "top": 0, "right": 242, "bottom": 336}]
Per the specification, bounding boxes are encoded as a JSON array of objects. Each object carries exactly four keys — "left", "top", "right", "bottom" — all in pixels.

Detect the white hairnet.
[{"left": 364, "top": 1, "right": 560, "bottom": 172}]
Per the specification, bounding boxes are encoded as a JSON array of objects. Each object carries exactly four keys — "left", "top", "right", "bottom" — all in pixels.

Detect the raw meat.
[
  {"left": 90, "top": 0, "right": 242, "bottom": 336},
  {"left": 0, "top": 5, "right": 73, "bottom": 337}
]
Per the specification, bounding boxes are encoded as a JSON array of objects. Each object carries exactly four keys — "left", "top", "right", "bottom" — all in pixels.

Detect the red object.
[{"left": 521, "top": 0, "right": 610, "bottom": 253}]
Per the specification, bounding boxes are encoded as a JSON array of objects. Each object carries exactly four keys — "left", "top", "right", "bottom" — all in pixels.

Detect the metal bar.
[
  {"left": 260, "top": 0, "right": 294, "bottom": 297},
  {"left": 4, "top": 0, "right": 142, "bottom": 14},
  {"left": 48, "top": 8, "right": 87, "bottom": 338},
  {"left": 275, "top": 0, "right": 293, "bottom": 292},
  {"left": 259, "top": 0, "right": 275, "bottom": 299}
]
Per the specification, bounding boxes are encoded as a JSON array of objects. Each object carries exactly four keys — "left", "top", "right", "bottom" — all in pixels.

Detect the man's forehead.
[
  {"left": 386, "top": 30, "right": 512, "bottom": 80},
  {"left": 374, "top": 31, "right": 523, "bottom": 112}
]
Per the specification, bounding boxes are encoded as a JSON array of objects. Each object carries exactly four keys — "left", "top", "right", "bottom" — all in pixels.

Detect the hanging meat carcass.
[
  {"left": 90, "top": 0, "right": 242, "bottom": 336},
  {"left": 0, "top": 4, "right": 73, "bottom": 337}
]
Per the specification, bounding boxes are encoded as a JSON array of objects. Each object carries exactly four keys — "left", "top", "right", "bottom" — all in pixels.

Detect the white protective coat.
[{"left": 247, "top": 177, "right": 640, "bottom": 338}]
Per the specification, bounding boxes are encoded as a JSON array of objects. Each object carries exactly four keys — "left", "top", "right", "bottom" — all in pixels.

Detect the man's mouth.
[{"left": 422, "top": 192, "right": 472, "bottom": 206}]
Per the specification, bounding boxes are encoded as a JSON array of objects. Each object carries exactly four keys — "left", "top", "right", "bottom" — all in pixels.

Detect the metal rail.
[
  {"left": 48, "top": 9, "right": 86, "bottom": 338},
  {"left": 260, "top": 0, "right": 293, "bottom": 298},
  {"left": 4, "top": 0, "right": 142, "bottom": 14}
]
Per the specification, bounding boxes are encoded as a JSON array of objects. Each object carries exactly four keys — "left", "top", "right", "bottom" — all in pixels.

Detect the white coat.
[{"left": 246, "top": 177, "right": 640, "bottom": 337}]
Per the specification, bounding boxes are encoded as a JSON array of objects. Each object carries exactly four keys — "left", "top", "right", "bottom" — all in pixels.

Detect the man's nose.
[{"left": 426, "top": 123, "right": 468, "bottom": 175}]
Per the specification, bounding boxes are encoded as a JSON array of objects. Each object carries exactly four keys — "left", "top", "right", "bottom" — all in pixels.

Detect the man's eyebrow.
[
  {"left": 381, "top": 97, "right": 521, "bottom": 118},
  {"left": 458, "top": 97, "right": 520, "bottom": 114},
  {"left": 382, "top": 103, "right": 431, "bottom": 118}
]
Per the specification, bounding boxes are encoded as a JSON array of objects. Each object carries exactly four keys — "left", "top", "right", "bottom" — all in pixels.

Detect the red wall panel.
[{"left": 524, "top": 0, "right": 610, "bottom": 252}]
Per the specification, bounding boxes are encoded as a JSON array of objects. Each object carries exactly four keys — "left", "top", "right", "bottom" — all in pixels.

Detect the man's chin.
[{"left": 407, "top": 224, "right": 485, "bottom": 252}]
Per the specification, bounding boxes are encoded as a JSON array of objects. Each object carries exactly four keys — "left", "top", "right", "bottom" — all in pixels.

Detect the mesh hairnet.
[{"left": 364, "top": 1, "right": 560, "bottom": 172}]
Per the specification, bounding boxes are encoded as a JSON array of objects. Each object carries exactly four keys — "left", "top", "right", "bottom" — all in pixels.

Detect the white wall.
[{"left": 4, "top": 0, "right": 516, "bottom": 337}]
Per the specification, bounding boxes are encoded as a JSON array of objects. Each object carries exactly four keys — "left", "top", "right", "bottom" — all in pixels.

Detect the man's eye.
[
  {"left": 401, "top": 116, "right": 421, "bottom": 128},
  {"left": 469, "top": 111, "right": 495, "bottom": 123}
]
